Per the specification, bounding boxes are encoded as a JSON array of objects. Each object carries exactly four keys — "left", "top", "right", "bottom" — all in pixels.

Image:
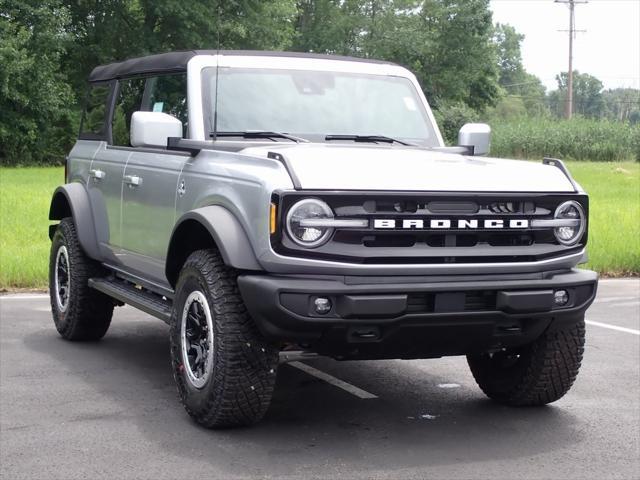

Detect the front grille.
[
  {"left": 341, "top": 231, "right": 539, "bottom": 249},
  {"left": 272, "top": 191, "right": 588, "bottom": 265}
]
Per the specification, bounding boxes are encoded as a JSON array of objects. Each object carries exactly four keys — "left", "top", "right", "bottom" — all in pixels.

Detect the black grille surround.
[{"left": 271, "top": 191, "right": 588, "bottom": 265}]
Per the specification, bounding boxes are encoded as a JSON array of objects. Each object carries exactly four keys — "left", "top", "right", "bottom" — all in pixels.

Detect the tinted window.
[
  {"left": 144, "top": 74, "right": 188, "bottom": 134},
  {"left": 112, "top": 78, "right": 146, "bottom": 146},
  {"left": 80, "top": 83, "right": 110, "bottom": 138}
]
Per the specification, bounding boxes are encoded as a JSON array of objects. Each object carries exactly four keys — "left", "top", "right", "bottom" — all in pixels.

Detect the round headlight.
[
  {"left": 554, "top": 200, "right": 585, "bottom": 246},
  {"left": 286, "top": 199, "right": 334, "bottom": 248}
]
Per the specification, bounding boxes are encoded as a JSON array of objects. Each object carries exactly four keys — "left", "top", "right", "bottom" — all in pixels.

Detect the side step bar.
[{"left": 89, "top": 277, "right": 173, "bottom": 324}]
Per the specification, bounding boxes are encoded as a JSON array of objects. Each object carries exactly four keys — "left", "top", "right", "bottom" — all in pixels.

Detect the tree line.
[{"left": 1, "top": 0, "right": 638, "bottom": 165}]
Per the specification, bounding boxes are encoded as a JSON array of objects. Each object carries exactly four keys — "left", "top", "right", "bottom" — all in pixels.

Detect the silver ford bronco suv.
[{"left": 49, "top": 50, "right": 598, "bottom": 428}]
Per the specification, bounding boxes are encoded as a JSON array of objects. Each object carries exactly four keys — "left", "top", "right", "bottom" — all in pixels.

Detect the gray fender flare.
[
  {"left": 49, "top": 183, "right": 101, "bottom": 260},
  {"left": 166, "top": 206, "right": 262, "bottom": 284}
]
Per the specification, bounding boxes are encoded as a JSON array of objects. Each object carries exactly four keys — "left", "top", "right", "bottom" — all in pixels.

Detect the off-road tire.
[
  {"left": 170, "top": 249, "right": 278, "bottom": 428},
  {"left": 467, "top": 319, "right": 585, "bottom": 406},
  {"left": 49, "top": 217, "right": 114, "bottom": 340}
]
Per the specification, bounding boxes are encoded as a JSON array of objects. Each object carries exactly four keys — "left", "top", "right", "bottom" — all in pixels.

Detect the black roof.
[{"left": 88, "top": 50, "right": 397, "bottom": 83}]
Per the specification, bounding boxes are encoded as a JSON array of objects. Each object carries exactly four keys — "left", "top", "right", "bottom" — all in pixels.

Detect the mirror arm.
[
  {"left": 167, "top": 137, "right": 202, "bottom": 156},
  {"left": 432, "top": 146, "right": 474, "bottom": 155}
]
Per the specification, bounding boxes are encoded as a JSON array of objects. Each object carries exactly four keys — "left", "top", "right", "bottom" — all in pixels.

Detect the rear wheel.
[
  {"left": 467, "top": 319, "right": 585, "bottom": 406},
  {"left": 170, "top": 249, "right": 278, "bottom": 428},
  {"left": 49, "top": 218, "right": 114, "bottom": 341}
]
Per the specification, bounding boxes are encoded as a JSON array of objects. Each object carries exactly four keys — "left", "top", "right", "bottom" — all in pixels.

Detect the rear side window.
[
  {"left": 80, "top": 83, "right": 111, "bottom": 139},
  {"left": 112, "top": 78, "right": 146, "bottom": 146},
  {"left": 143, "top": 74, "right": 188, "bottom": 133}
]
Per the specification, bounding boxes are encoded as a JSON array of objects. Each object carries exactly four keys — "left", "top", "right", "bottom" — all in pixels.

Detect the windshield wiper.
[
  {"left": 324, "top": 134, "right": 416, "bottom": 146},
  {"left": 210, "top": 131, "right": 309, "bottom": 143}
]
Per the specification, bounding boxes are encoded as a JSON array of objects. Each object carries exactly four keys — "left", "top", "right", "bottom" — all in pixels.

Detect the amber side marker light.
[{"left": 270, "top": 203, "right": 277, "bottom": 234}]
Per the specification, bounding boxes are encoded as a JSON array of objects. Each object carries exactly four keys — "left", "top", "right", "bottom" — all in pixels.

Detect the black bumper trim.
[{"left": 237, "top": 269, "right": 598, "bottom": 359}]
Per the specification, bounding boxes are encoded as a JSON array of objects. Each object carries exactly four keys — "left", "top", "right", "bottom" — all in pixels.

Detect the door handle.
[
  {"left": 123, "top": 175, "right": 143, "bottom": 187},
  {"left": 89, "top": 169, "right": 106, "bottom": 180}
]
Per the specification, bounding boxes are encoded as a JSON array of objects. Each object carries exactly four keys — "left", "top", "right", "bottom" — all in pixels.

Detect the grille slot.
[
  {"left": 427, "top": 201, "right": 478, "bottom": 213},
  {"left": 407, "top": 294, "right": 435, "bottom": 313},
  {"left": 489, "top": 201, "right": 520, "bottom": 213},
  {"left": 406, "top": 291, "right": 497, "bottom": 313},
  {"left": 363, "top": 235, "right": 416, "bottom": 248},
  {"left": 464, "top": 291, "right": 497, "bottom": 311},
  {"left": 487, "top": 233, "right": 534, "bottom": 247},
  {"left": 363, "top": 200, "right": 418, "bottom": 213}
]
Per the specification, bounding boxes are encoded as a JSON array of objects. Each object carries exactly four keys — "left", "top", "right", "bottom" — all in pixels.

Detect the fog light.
[
  {"left": 554, "top": 290, "right": 569, "bottom": 306},
  {"left": 314, "top": 297, "right": 332, "bottom": 314}
]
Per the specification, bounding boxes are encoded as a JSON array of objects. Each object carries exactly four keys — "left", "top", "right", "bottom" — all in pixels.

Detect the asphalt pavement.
[{"left": 1, "top": 279, "right": 638, "bottom": 480}]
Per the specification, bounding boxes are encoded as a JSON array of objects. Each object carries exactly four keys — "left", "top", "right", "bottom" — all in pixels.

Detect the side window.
[
  {"left": 80, "top": 83, "right": 111, "bottom": 138},
  {"left": 143, "top": 74, "right": 188, "bottom": 135},
  {"left": 112, "top": 77, "right": 146, "bottom": 146}
]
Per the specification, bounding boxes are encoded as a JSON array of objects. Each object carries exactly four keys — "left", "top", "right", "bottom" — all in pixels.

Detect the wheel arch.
[
  {"left": 165, "top": 206, "right": 262, "bottom": 288},
  {"left": 49, "top": 184, "right": 101, "bottom": 260}
]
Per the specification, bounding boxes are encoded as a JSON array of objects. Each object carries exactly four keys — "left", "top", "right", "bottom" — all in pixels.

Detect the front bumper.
[{"left": 238, "top": 269, "right": 598, "bottom": 360}]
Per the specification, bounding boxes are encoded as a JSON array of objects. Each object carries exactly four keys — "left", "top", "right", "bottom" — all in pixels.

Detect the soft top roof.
[{"left": 88, "top": 50, "right": 397, "bottom": 83}]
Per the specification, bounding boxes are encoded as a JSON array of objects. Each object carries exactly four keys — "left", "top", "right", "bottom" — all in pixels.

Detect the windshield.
[{"left": 202, "top": 67, "right": 438, "bottom": 146}]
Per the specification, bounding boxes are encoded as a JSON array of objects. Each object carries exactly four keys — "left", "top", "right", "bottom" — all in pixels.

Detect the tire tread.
[
  {"left": 49, "top": 218, "right": 113, "bottom": 341},
  {"left": 170, "top": 249, "right": 278, "bottom": 428},
  {"left": 467, "top": 320, "right": 585, "bottom": 406}
]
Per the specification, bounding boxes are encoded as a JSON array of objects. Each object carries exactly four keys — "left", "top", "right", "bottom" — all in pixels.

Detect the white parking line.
[
  {"left": 289, "top": 361, "right": 378, "bottom": 399},
  {"left": 0, "top": 294, "right": 49, "bottom": 300},
  {"left": 594, "top": 296, "right": 638, "bottom": 304},
  {"left": 614, "top": 301, "right": 640, "bottom": 308},
  {"left": 586, "top": 320, "right": 640, "bottom": 336}
]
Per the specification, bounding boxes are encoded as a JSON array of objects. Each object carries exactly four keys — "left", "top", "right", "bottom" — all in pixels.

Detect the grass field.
[
  {"left": 490, "top": 118, "right": 640, "bottom": 162},
  {"left": 0, "top": 162, "right": 638, "bottom": 289}
]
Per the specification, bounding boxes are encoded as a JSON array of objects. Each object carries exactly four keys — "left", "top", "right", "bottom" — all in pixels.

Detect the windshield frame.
[{"left": 186, "top": 54, "right": 445, "bottom": 147}]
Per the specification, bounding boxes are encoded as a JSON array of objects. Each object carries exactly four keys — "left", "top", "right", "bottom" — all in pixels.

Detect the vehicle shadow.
[{"left": 24, "top": 311, "right": 584, "bottom": 478}]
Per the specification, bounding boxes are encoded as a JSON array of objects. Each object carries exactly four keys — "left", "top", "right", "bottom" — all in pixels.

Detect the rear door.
[{"left": 81, "top": 81, "right": 127, "bottom": 260}]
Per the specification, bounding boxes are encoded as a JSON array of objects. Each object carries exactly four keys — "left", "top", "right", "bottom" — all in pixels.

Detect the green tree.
[
  {"left": 492, "top": 23, "right": 546, "bottom": 118},
  {"left": 293, "top": 0, "right": 501, "bottom": 112},
  {"left": 293, "top": 0, "right": 357, "bottom": 54},
  {"left": 494, "top": 23, "right": 524, "bottom": 88},
  {"left": 413, "top": 0, "right": 500, "bottom": 111},
  {"left": 0, "top": 0, "right": 76, "bottom": 165},
  {"left": 602, "top": 88, "right": 640, "bottom": 123},
  {"left": 62, "top": 0, "right": 297, "bottom": 100},
  {"left": 549, "top": 71, "right": 605, "bottom": 119}
]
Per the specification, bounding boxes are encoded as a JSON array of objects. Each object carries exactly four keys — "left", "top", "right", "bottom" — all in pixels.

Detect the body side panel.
[{"left": 174, "top": 149, "right": 294, "bottom": 270}]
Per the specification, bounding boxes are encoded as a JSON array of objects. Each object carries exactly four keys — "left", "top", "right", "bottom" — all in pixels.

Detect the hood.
[{"left": 240, "top": 144, "right": 576, "bottom": 192}]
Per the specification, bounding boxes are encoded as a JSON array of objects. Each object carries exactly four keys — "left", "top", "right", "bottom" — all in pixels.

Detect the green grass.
[
  {"left": 491, "top": 118, "right": 640, "bottom": 162},
  {"left": 0, "top": 167, "right": 63, "bottom": 289},
  {"left": 566, "top": 161, "right": 640, "bottom": 276},
  {"left": 0, "top": 163, "right": 638, "bottom": 289}
]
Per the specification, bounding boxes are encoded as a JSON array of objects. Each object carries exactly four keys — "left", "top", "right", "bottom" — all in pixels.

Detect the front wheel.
[
  {"left": 467, "top": 319, "right": 586, "bottom": 406},
  {"left": 170, "top": 249, "right": 279, "bottom": 428}
]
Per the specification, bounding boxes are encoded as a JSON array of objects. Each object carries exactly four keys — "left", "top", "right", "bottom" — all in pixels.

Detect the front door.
[
  {"left": 120, "top": 150, "right": 189, "bottom": 282},
  {"left": 113, "top": 73, "right": 190, "bottom": 285}
]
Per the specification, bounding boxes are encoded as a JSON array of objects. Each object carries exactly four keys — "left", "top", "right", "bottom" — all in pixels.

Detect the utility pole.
[{"left": 555, "top": 0, "right": 587, "bottom": 119}]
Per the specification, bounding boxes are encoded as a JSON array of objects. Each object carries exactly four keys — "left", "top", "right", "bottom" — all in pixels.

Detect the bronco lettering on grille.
[{"left": 373, "top": 219, "right": 529, "bottom": 229}]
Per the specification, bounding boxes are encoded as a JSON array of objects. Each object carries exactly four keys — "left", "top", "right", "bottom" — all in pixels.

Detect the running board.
[{"left": 89, "top": 277, "right": 173, "bottom": 324}]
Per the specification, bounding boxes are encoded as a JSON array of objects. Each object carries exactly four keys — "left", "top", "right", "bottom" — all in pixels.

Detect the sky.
[{"left": 489, "top": 0, "right": 640, "bottom": 92}]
